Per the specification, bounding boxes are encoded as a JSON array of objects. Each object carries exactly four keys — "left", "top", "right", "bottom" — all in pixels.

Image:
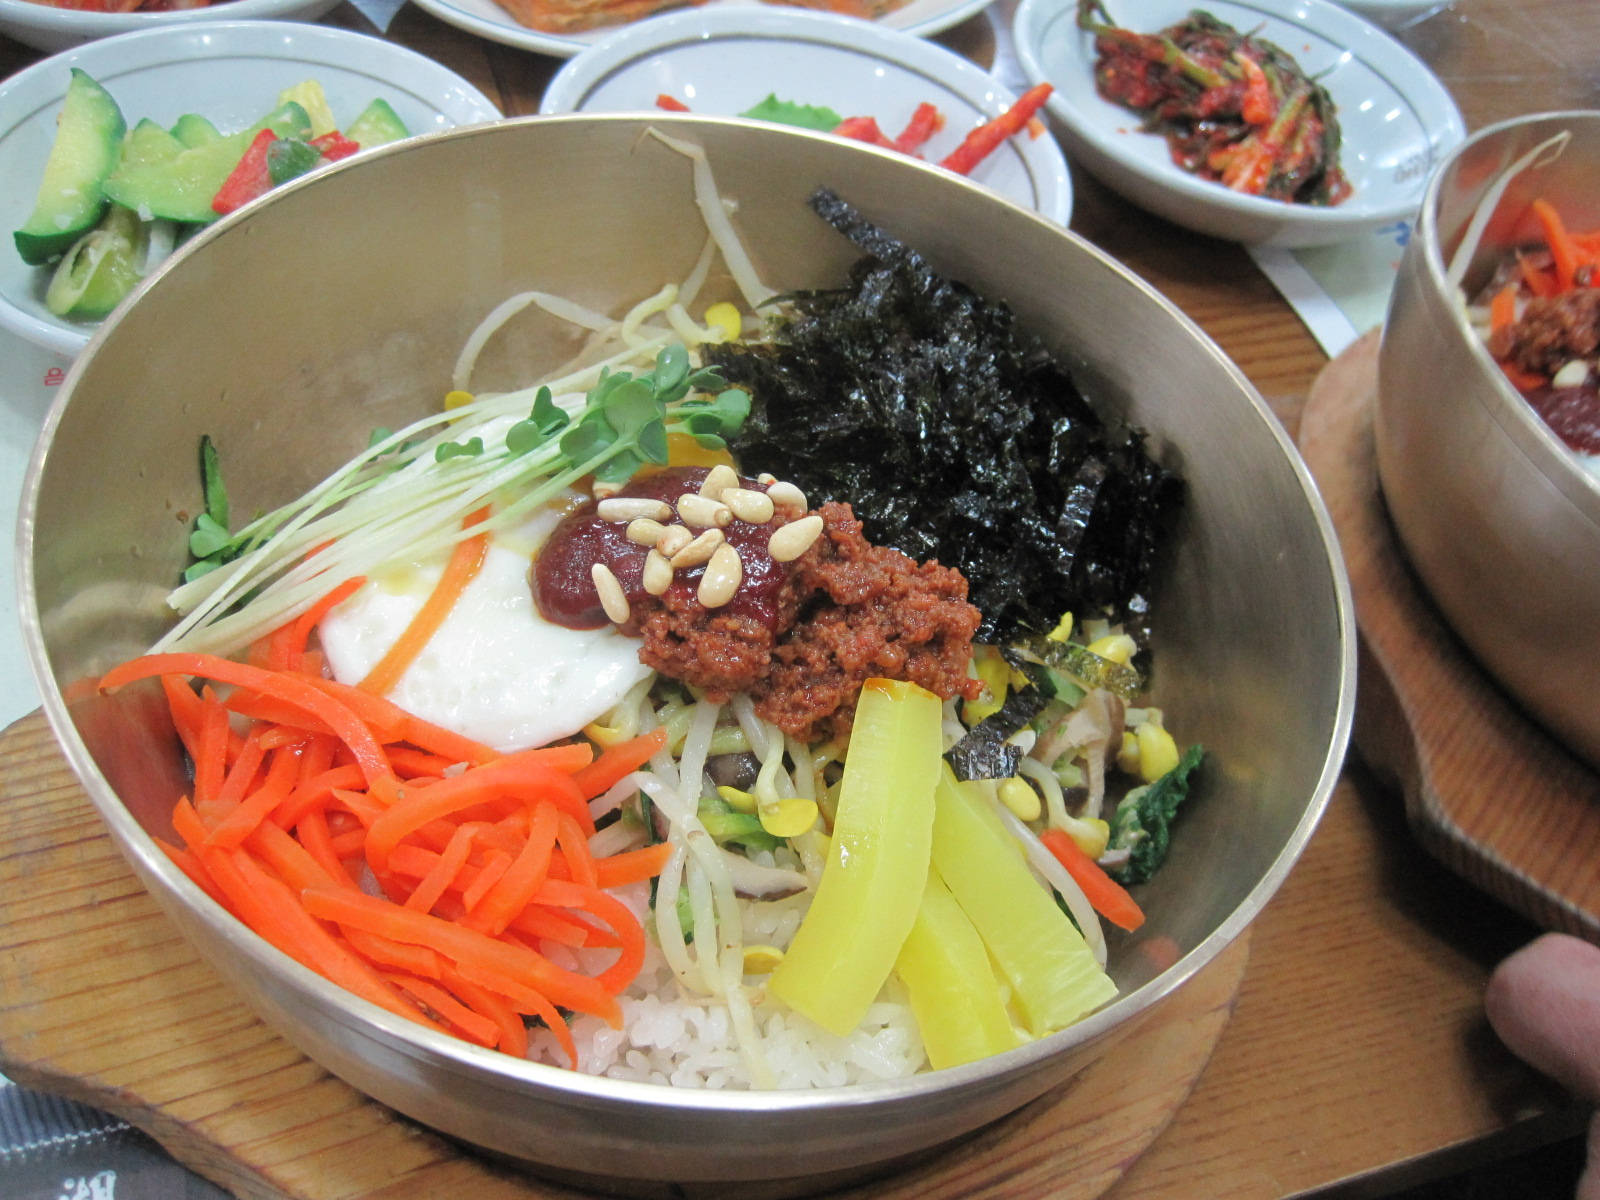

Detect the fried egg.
[{"left": 318, "top": 506, "right": 651, "bottom": 754}]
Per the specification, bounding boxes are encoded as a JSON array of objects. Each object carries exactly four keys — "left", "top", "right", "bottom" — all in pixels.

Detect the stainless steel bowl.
[
  {"left": 1376, "top": 111, "right": 1600, "bottom": 769},
  {"left": 19, "top": 115, "right": 1354, "bottom": 1196}
]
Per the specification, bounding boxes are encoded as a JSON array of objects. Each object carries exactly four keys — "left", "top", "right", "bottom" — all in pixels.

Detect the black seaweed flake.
[{"left": 709, "top": 188, "right": 1183, "bottom": 644}]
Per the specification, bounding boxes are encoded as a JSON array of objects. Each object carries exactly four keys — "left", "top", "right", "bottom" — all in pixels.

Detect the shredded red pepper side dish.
[
  {"left": 1077, "top": 0, "right": 1350, "bottom": 206},
  {"left": 99, "top": 602, "right": 671, "bottom": 1065}
]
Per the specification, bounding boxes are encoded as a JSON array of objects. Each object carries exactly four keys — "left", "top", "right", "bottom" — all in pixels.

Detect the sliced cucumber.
[
  {"left": 169, "top": 113, "right": 223, "bottom": 149},
  {"left": 344, "top": 98, "right": 410, "bottom": 150},
  {"left": 15, "top": 69, "right": 128, "bottom": 267},
  {"left": 45, "top": 203, "right": 146, "bottom": 318},
  {"left": 103, "top": 101, "right": 312, "bottom": 224}
]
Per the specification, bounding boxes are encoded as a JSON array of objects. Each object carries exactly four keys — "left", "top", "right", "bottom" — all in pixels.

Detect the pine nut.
[
  {"left": 723, "top": 487, "right": 775, "bottom": 525},
  {"left": 698, "top": 542, "right": 743, "bottom": 608},
  {"left": 677, "top": 493, "right": 732, "bottom": 529},
  {"left": 756, "top": 472, "right": 777, "bottom": 486},
  {"left": 626, "top": 517, "right": 667, "bottom": 546},
  {"left": 642, "top": 549, "right": 673, "bottom": 596},
  {"left": 768, "top": 514, "right": 824, "bottom": 562},
  {"left": 765, "top": 481, "right": 806, "bottom": 511},
  {"left": 591, "top": 562, "right": 631, "bottom": 624},
  {"left": 670, "top": 528, "right": 724, "bottom": 569},
  {"left": 657, "top": 525, "right": 692, "bottom": 557},
  {"left": 597, "top": 497, "right": 673, "bottom": 523},
  {"left": 699, "top": 463, "right": 739, "bottom": 500},
  {"left": 592, "top": 480, "right": 625, "bottom": 500}
]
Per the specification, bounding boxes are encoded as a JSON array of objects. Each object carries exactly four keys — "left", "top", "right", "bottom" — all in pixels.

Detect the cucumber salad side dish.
[
  {"left": 13, "top": 71, "right": 410, "bottom": 320},
  {"left": 98, "top": 135, "right": 1205, "bottom": 1088}
]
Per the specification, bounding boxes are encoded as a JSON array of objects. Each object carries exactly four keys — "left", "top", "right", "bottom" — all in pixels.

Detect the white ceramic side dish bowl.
[
  {"left": 0, "top": 0, "right": 341, "bottom": 53},
  {"left": 541, "top": 7, "right": 1072, "bottom": 225},
  {"left": 1011, "top": 0, "right": 1466, "bottom": 247},
  {"left": 0, "top": 20, "right": 503, "bottom": 358}
]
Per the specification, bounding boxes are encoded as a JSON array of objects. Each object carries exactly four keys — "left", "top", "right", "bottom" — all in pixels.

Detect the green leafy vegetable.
[
  {"left": 738, "top": 94, "right": 845, "bottom": 133},
  {"left": 1107, "top": 743, "right": 1204, "bottom": 885},
  {"left": 162, "top": 344, "right": 749, "bottom": 655},
  {"left": 184, "top": 436, "right": 236, "bottom": 582}
]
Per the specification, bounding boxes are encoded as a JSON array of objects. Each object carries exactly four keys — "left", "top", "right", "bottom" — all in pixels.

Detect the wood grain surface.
[
  {"left": 0, "top": 710, "right": 1248, "bottom": 1200},
  {"left": 1299, "top": 332, "right": 1600, "bottom": 942}
]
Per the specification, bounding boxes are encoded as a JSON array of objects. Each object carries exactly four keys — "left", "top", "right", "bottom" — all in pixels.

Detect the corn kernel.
[
  {"left": 716, "top": 785, "right": 757, "bottom": 814},
  {"left": 1086, "top": 633, "right": 1137, "bottom": 665},
  {"left": 758, "top": 796, "right": 819, "bottom": 839},
  {"left": 1046, "top": 611, "right": 1075, "bottom": 643},
  {"left": 997, "top": 777, "right": 1042, "bottom": 822},
  {"left": 743, "top": 944, "right": 785, "bottom": 975},
  {"left": 1137, "top": 722, "right": 1181, "bottom": 783},
  {"left": 443, "top": 389, "right": 475, "bottom": 410},
  {"left": 1067, "top": 816, "right": 1111, "bottom": 860},
  {"left": 704, "top": 302, "right": 743, "bottom": 343},
  {"left": 1117, "top": 730, "right": 1140, "bottom": 775}
]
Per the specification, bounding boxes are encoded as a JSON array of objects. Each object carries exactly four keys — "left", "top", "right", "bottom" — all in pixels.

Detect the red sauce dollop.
[{"left": 532, "top": 467, "right": 790, "bottom": 631}]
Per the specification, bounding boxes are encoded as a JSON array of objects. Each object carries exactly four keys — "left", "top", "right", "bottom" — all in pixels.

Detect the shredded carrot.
[
  {"left": 1038, "top": 828, "right": 1146, "bottom": 932},
  {"left": 1531, "top": 199, "right": 1587, "bottom": 293},
  {"left": 359, "top": 507, "right": 492, "bottom": 696},
  {"left": 128, "top": 643, "right": 669, "bottom": 1063},
  {"left": 1488, "top": 281, "right": 1519, "bottom": 334}
]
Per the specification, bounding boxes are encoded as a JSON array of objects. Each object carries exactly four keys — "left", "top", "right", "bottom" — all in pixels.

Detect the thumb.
[{"left": 1485, "top": 932, "right": 1600, "bottom": 1102}]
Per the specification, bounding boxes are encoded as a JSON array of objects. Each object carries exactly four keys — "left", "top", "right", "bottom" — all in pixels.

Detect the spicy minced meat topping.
[
  {"left": 1485, "top": 282, "right": 1600, "bottom": 454},
  {"left": 531, "top": 466, "right": 981, "bottom": 741}
]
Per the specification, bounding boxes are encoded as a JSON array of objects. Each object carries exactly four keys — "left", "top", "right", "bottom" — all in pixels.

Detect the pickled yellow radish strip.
[
  {"left": 895, "top": 868, "right": 1018, "bottom": 1070},
  {"left": 932, "top": 770, "right": 1116, "bottom": 1037},
  {"left": 768, "top": 678, "right": 942, "bottom": 1036}
]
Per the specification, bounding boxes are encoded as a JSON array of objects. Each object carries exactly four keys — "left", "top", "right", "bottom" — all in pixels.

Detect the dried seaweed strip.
[{"left": 710, "top": 189, "right": 1181, "bottom": 644}]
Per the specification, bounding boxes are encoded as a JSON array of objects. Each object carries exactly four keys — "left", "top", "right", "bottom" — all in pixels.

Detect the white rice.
[{"left": 526, "top": 879, "right": 928, "bottom": 1088}]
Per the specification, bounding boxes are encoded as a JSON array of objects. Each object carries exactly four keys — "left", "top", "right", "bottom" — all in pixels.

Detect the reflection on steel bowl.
[
  {"left": 1377, "top": 110, "right": 1600, "bottom": 770},
  {"left": 21, "top": 115, "right": 1353, "bottom": 1195}
]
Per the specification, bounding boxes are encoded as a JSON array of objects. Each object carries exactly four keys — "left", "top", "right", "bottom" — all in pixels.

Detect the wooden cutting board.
[
  {"left": 0, "top": 709, "right": 1248, "bottom": 1200},
  {"left": 1298, "top": 330, "right": 1600, "bottom": 941}
]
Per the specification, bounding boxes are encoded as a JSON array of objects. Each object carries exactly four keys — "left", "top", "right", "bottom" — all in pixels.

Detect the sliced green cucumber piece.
[
  {"left": 103, "top": 101, "right": 311, "bottom": 224},
  {"left": 45, "top": 203, "right": 146, "bottom": 318},
  {"left": 15, "top": 69, "right": 128, "bottom": 266},
  {"left": 344, "top": 98, "right": 410, "bottom": 150},
  {"left": 169, "top": 113, "right": 223, "bottom": 148}
]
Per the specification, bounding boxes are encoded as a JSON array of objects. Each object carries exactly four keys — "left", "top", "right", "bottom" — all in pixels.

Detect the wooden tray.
[
  {"left": 0, "top": 709, "right": 1248, "bottom": 1200},
  {"left": 1298, "top": 331, "right": 1600, "bottom": 941}
]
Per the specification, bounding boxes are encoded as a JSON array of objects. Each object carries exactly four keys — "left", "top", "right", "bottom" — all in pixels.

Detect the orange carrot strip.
[
  {"left": 569, "top": 727, "right": 668, "bottom": 800},
  {"left": 1517, "top": 252, "right": 1561, "bottom": 299},
  {"left": 207, "top": 740, "right": 299, "bottom": 850},
  {"left": 275, "top": 763, "right": 366, "bottom": 829},
  {"left": 101, "top": 653, "right": 395, "bottom": 788},
  {"left": 297, "top": 807, "right": 357, "bottom": 887},
  {"left": 343, "top": 927, "right": 445, "bottom": 979},
  {"left": 285, "top": 576, "right": 367, "bottom": 672},
  {"left": 192, "top": 691, "right": 231, "bottom": 810},
  {"left": 383, "top": 973, "right": 500, "bottom": 1047},
  {"left": 554, "top": 811, "right": 598, "bottom": 890},
  {"left": 297, "top": 673, "right": 502, "bottom": 767},
  {"left": 504, "top": 905, "right": 599, "bottom": 949},
  {"left": 1039, "top": 828, "right": 1146, "bottom": 932},
  {"left": 329, "top": 826, "right": 367, "bottom": 857},
  {"left": 555, "top": 883, "right": 646, "bottom": 995},
  {"left": 438, "top": 966, "right": 530, "bottom": 1059},
  {"left": 592, "top": 842, "right": 673, "bottom": 890},
  {"left": 462, "top": 850, "right": 513, "bottom": 913},
  {"left": 300, "top": 887, "right": 622, "bottom": 1025},
  {"left": 211, "top": 727, "right": 268, "bottom": 815},
  {"left": 1533, "top": 198, "right": 1585, "bottom": 292},
  {"left": 154, "top": 834, "right": 227, "bottom": 907},
  {"left": 407, "top": 822, "right": 481, "bottom": 914},
  {"left": 221, "top": 848, "right": 445, "bottom": 1032},
  {"left": 466, "top": 804, "right": 560, "bottom": 936},
  {"left": 360, "top": 508, "right": 492, "bottom": 696},
  {"left": 160, "top": 676, "right": 207, "bottom": 764},
  {"left": 364, "top": 751, "right": 591, "bottom": 871},
  {"left": 387, "top": 746, "right": 461, "bottom": 779},
  {"left": 1489, "top": 281, "right": 1518, "bottom": 334},
  {"left": 397, "top": 714, "right": 501, "bottom": 769},
  {"left": 245, "top": 819, "right": 344, "bottom": 892}
]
